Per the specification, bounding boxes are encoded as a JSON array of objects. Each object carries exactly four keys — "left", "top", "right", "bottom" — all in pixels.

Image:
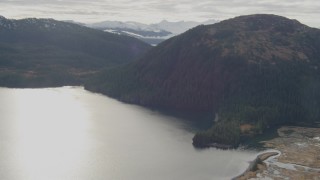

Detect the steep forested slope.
[
  {"left": 0, "top": 16, "right": 151, "bottom": 87},
  {"left": 86, "top": 14, "right": 320, "bottom": 147}
]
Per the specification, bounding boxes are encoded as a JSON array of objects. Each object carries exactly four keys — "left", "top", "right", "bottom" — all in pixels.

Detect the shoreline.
[
  {"left": 233, "top": 150, "right": 279, "bottom": 180},
  {"left": 235, "top": 126, "right": 320, "bottom": 179}
]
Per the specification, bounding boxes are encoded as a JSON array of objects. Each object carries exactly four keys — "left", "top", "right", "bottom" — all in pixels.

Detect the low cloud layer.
[{"left": 0, "top": 0, "right": 319, "bottom": 27}]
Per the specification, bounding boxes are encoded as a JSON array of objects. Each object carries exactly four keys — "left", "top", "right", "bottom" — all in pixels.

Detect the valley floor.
[{"left": 236, "top": 126, "right": 320, "bottom": 180}]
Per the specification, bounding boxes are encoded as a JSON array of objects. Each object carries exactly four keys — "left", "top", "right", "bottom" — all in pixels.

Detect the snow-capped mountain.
[
  {"left": 0, "top": 16, "right": 80, "bottom": 31},
  {"left": 87, "top": 19, "right": 218, "bottom": 45}
]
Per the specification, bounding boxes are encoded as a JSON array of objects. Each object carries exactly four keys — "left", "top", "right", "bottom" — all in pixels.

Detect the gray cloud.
[{"left": 0, "top": 0, "right": 319, "bottom": 27}]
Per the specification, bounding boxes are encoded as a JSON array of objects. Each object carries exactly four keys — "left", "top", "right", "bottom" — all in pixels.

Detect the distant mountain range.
[
  {"left": 0, "top": 16, "right": 150, "bottom": 87},
  {"left": 87, "top": 19, "right": 218, "bottom": 45}
]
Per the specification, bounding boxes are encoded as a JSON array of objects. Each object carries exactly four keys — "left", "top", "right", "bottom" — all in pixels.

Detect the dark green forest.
[
  {"left": 85, "top": 14, "right": 320, "bottom": 148},
  {"left": 0, "top": 16, "right": 150, "bottom": 87}
]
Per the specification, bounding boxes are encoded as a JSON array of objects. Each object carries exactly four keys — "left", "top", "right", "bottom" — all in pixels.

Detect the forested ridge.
[
  {"left": 86, "top": 14, "right": 320, "bottom": 147},
  {"left": 0, "top": 16, "right": 151, "bottom": 87}
]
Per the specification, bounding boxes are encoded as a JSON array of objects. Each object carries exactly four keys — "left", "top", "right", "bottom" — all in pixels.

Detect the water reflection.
[
  {"left": 9, "top": 88, "right": 91, "bottom": 179},
  {"left": 0, "top": 87, "right": 258, "bottom": 180}
]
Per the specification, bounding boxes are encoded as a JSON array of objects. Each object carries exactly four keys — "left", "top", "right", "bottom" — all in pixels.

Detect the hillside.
[
  {"left": 85, "top": 14, "right": 320, "bottom": 147},
  {"left": 0, "top": 16, "right": 150, "bottom": 87}
]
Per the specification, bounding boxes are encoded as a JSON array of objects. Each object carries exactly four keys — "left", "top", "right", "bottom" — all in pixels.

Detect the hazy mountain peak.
[{"left": 87, "top": 19, "right": 219, "bottom": 45}]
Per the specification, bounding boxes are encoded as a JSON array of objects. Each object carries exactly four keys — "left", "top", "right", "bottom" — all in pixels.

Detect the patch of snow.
[
  {"left": 90, "top": 20, "right": 155, "bottom": 31},
  {"left": 271, "top": 161, "right": 297, "bottom": 171},
  {"left": 103, "top": 29, "right": 121, "bottom": 35},
  {"left": 313, "top": 137, "right": 320, "bottom": 141},
  {"left": 273, "top": 170, "right": 280, "bottom": 175},
  {"left": 103, "top": 29, "right": 170, "bottom": 39},
  {"left": 294, "top": 142, "right": 308, "bottom": 148},
  {"left": 121, "top": 30, "right": 172, "bottom": 39},
  {"left": 89, "top": 19, "right": 219, "bottom": 45},
  {"left": 88, "top": 19, "right": 219, "bottom": 37},
  {"left": 122, "top": 31, "right": 144, "bottom": 38}
]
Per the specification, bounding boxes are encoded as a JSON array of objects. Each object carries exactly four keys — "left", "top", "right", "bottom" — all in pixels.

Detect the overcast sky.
[{"left": 0, "top": 0, "right": 319, "bottom": 27}]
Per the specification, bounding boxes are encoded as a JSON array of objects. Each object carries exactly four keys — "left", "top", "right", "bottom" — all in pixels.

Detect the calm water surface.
[{"left": 0, "top": 87, "right": 257, "bottom": 180}]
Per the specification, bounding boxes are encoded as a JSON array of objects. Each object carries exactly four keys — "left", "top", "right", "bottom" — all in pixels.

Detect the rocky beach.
[{"left": 236, "top": 126, "right": 320, "bottom": 179}]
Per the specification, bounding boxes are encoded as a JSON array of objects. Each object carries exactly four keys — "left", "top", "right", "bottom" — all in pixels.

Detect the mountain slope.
[
  {"left": 86, "top": 14, "right": 320, "bottom": 147},
  {"left": 0, "top": 16, "right": 151, "bottom": 87}
]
